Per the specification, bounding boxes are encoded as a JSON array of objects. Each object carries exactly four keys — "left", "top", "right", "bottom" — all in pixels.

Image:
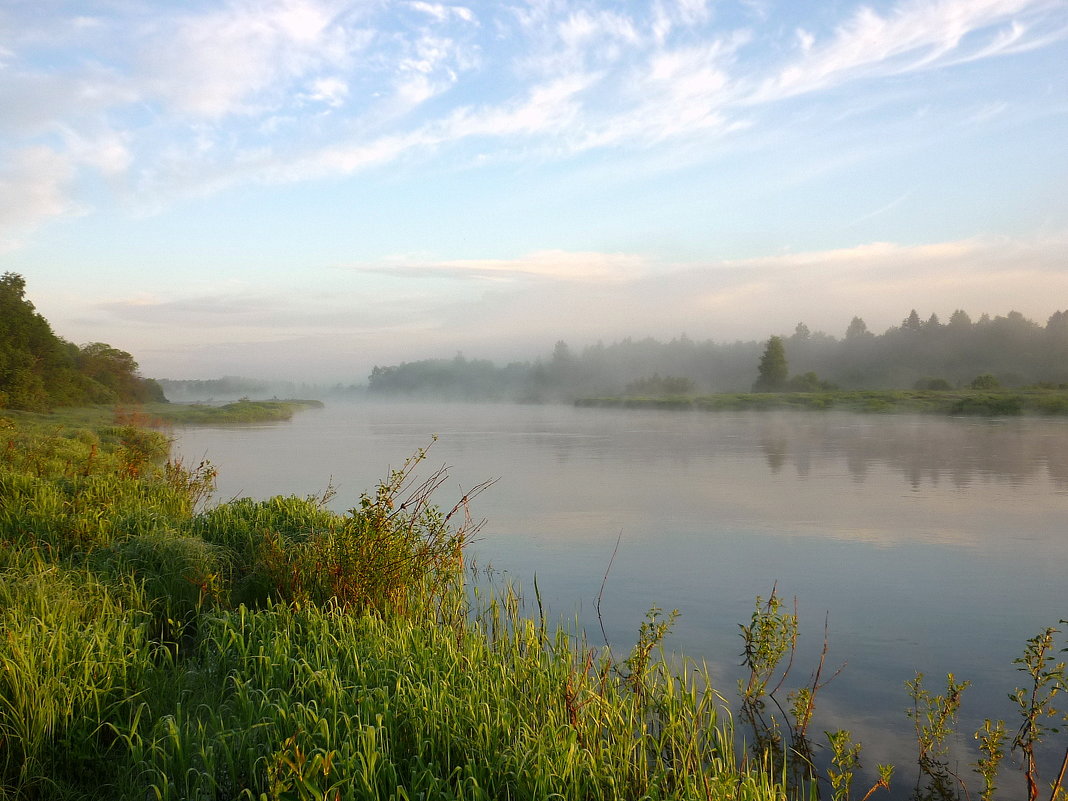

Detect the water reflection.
[{"left": 750, "top": 414, "right": 1068, "bottom": 490}]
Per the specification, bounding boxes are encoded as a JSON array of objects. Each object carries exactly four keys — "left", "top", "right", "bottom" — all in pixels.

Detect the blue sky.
[{"left": 2, "top": 0, "right": 1066, "bottom": 381}]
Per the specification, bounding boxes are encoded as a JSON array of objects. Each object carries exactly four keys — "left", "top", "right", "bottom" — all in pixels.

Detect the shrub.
[{"left": 969, "top": 374, "right": 1001, "bottom": 390}]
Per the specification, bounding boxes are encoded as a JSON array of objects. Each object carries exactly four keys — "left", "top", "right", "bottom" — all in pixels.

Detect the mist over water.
[{"left": 172, "top": 403, "right": 1067, "bottom": 796}]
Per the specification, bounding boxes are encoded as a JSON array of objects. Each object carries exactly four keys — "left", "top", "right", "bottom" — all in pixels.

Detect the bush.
[{"left": 969, "top": 373, "right": 1001, "bottom": 390}]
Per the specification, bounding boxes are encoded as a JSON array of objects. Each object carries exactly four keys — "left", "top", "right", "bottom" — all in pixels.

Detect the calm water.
[{"left": 173, "top": 403, "right": 1067, "bottom": 795}]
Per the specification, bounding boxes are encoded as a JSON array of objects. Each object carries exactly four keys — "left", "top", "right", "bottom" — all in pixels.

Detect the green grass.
[
  {"left": 576, "top": 387, "right": 1068, "bottom": 416},
  {"left": 111, "top": 598, "right": 779, "bottom": 801}
]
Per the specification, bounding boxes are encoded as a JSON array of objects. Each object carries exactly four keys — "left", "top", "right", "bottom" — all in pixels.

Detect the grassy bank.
[
  {"left": 0, "top": 398, "right": 324, "bottom": 435},
  {"left": 0, "top": 409, "right": 791, "bottom": 801},
  {"left": 576, "top": 387, "right": 1068, "bottom": 416}
]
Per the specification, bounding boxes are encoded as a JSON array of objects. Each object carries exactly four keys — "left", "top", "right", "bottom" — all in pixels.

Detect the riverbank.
[
  {"left": 148, "top": 397, "right": 325, "bottom": 425},
  {"left": 0, "top": 409, "right": 790, "bottom": 800},
  {"left": 0, "top": 398, "right": 324, "bottom": 432},
  {"left": 576, "top": 387, "right": 1068, "bottom": 415}
]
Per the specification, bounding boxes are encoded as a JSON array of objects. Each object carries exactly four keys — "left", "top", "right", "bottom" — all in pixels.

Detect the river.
[{"left": 171, "top": 402, "right": 1068, "bottom": 798}]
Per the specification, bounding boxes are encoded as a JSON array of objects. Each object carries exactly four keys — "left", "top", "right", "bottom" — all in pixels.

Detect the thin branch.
[{"left": 597, "top": 530, "right": 623, "bottom": 652}]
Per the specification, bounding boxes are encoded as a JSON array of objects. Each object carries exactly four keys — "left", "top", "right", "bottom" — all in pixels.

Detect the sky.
[{"left": 2, "top": 0, "right": 1067, "bottom": 382}]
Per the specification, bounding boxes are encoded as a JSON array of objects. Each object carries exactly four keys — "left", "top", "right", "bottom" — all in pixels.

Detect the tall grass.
[
  {"left": 0, "top": 548, "right": 153, "bottom": 798},
  {"left": 114, "top": 593, "right": 780, "bottom": 801}
]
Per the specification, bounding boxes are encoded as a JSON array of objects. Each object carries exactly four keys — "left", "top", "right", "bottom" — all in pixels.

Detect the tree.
[
  {"left": 902, "top": 309, "right": 922, "bottom": 332},
  {"left": 845, "top": 316, "right": 872, "bottom": 339},
  {"left": 1046, "top": 310, "right": 1068, "bottom": 336},
  {"left": 0, "top": 272, "right": 67, "bottom": 409},
  {"left": 752, "top": 336, "right": 788, "bottom": 392},
  {"left": 948, "top": 309, "right": 972, "bottom": 329},
  {"left": 76, "top": 342, "right": 165, "bottom": 402},
  {"left": 1, "top": 273, "right": 166, "bottom": 409}
]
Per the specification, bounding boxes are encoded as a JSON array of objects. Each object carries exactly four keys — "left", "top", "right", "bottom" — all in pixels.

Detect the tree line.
[
  {"left": 368, "top": 308, "right": 1068, "bottom": 401},
  {"left": 0, "top": 272, "right": 164, "bottom": 411}
]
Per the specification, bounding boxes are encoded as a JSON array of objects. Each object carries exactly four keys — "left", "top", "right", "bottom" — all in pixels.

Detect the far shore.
[{"left": 575, "top": 387, "right": 1068, "bottom": 416}]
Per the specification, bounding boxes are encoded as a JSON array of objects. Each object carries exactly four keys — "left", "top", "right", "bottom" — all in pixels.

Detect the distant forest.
[
  {"left": 157, "top": 376, "right": 337, "bottom": 403},
  {"left": 0, "top": 273, "right": 164, "bottom": 411},
  {"left": 367, "top": 309, "right": 1068, "bottom": 402}
]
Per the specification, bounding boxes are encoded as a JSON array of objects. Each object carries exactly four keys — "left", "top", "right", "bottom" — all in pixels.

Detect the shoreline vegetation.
[
  {"left": 0, "top": 399, "right": 325, "bottom": 433},
  {"left": 0, "top": 406, "right": 1065, "bottom": 800},
  {"left": 575, "top": 387, "right": 1068, "bottom": 416},
  {"left": 149, "top": 398, "right": 325, "bottom": 425}
]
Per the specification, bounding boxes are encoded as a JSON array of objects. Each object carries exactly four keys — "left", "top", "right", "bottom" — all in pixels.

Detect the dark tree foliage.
[
  {"left": 902, "top": 309, "right": 923, "bottom": 332},
  {"left": 0, "top": 272, "right": 164, "bottom": 410},
  {"left": 845, "top": 317, "right": 872, "bottom": 340},
  {"left": 752, "top": 336, "right": 789, "bottom": 392}
]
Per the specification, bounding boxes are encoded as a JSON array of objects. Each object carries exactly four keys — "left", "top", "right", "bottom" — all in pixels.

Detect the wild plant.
[
  {"left": 974, "top": 718, "right": 1006, "bottom": 801},
  {"left": 1010, "top": 623, "right": 1067, "bottom": 801},
  {"left": 824, "top": 730, "right": 894, "bottom": 801},
  {"left": 622, "top": 606, "right": 679, "bottom": 696},
  {"left": 906, "top": 672, "right": 971, "bottom": 764},
  {"left": 739, "top": 587, "right": 797, "bottom": 705},
  {"left": 905, "top": 671, "right": 970, "bottom": 800},
  {"left": 162, "top": 456, "right": 217, "bottom": 513},
  {"left": 827, "top": 729, "right": 862, "bottom": 801},
  {"left": 736, "top": 589, "right": 857, "bottom": 797},
  {"left": 787, "top": 613, "right": 842, "bottom": 741}
]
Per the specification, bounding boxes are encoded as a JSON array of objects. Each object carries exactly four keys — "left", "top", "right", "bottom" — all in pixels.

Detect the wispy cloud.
[
  {"left": 747, "top": 0, "right": 1064, "bottom": 104},
  {"left": 0, "top": 147, "right": 79, "bottom": 251},
  {"left": 1, "top": 0, "right": 1065, "bottom": 244},
  {"left": 136, "top": 0, "right": 359, "bottom": 118}
]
